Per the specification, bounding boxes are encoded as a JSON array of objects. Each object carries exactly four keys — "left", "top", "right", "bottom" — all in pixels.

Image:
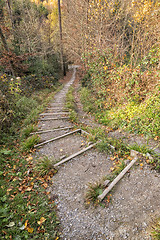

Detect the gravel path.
[{"left": 36, "top": 67, "right": 160, "bottom": 240}]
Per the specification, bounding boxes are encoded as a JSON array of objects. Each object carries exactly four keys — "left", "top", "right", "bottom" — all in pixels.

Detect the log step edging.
[
  {"left": 39, "top": 117, "right": 69, "bottom": 121},
  {"left": 34, "top": 129, "right": 81, "bottom": 148},
  {"left": 98, "top": 153, "right": 139, "bottom": 201},
  {"left": 30, "top": 126, "right": 73, "bottom": 135},
  {"left": 54, "top": 142, "right": 97, "bottom": 167},
  {"left": 40, "top": 112, "right": 69, "bottom": 116}
]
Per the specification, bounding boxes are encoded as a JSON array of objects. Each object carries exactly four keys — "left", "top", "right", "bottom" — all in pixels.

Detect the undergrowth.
[
  {"left": 0, "top": 85, "right": 62, "bottom": 239},
  {"left": 80, "top": 46, "right": 159, "bottom": 140},
  {"left": 34, "top": 155, "right": 56, "bottom": 177},
  {"left": 80, "top": 85, "right": 160, "bottom": 171},
  {"left": 80, "top": 86, "right": 160, "bottom": 139}
]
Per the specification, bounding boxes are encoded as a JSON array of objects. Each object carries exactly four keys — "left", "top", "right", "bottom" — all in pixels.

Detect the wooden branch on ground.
[
  {"left": 30, "top": 126, "right": 73, "bottom": 135},
  {"left": 81, "top": 130, "right": 90, "bottom": 135},
  {"left": 39, "top": 117, "right": 69, "bottom": 121},
  {"left": 54, "top": 143, "right": 97, "bottom": 167},
  {"left": 46, "top": 108, "right": 68, "bottom": 112},
  {"left": 40, "top": 112, "right": 69, "bottom": 116},
  {"left": 34, "top": 129, "right": 81, "bottom": 148},
  {"left": 98, "top": 155, "right": 138, "bottom": 201}
]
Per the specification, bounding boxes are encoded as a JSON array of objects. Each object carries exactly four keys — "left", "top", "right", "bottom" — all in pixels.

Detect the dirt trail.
[{"left": 36, "top": 67, "right": 160, "bottom": 240}]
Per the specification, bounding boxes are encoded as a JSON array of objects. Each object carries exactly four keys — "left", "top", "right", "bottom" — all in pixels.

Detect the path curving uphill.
[{"left": 35, "top": 67, "right": 160, "bottom": 240}]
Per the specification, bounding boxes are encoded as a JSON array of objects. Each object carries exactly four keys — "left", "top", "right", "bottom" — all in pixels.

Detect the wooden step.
[
  {"left": 30, "top": 126, "right": 73, "bottom": 135},
  {"left": 54, "top": 143, "right": 97, "bottom": 167},
  {"left": 39, "top": 117, "right": 69, "bottom": 121},
  {"left": 34, "top": 129, "right": 81, "bottom": 148}
]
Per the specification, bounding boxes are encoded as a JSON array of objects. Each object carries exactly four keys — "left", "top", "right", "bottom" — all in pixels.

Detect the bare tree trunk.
[{"left": 58, "top": 0, "right": 66, "bottom": 76}]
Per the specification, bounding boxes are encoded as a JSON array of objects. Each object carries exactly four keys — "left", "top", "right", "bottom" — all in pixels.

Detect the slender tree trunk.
[
  {"left": 6, "top": 0, "right": 20, "bottom": 53},
  {"left": 6, "top": 0, "right": 14, "bottom": 31},
  {"left": 58, "top": 0, "right": 66, "bottom": 76}
]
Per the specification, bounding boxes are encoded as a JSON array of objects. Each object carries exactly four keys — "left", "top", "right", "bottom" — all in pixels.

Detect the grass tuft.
[
  {"left": 34, "top": 156, "right": 55, "bottom": 176},
  {"left": 21, "top": 134, "right": 40, "bottom": 152},
  {"left": 20, "top": 124, "right": 38, "bottom": 139},
  {"left": 85, "top": 181, "right": 103, "bottom": 205}
]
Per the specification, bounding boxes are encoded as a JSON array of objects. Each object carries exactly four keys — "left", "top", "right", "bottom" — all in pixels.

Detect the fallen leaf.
[
  {"left": 27, "top": 227, "right": 33, "bottom": 233},
  {"left": 26, "top": 156, "right": 33, "bottom": 161},
  {"left": 43, "top": 183, "right": 48, "bottom": 189},
  {"left": 26, "top": 187, "right": 32, "bottom": 191},
  {"left": 110, "top": 167, "right": 114, "bottom": 171},
  {"left": 7, "top": 187, "right": 13, "bottom": 192},
  {"left": 37, "top": 217, "right": 46, "bottom": 225},
  {"left": 140, "top": 163, "right": 144, "bottom": 167},
  {"left": 25, "top": 220, "right": 28, "bottom": 228}
]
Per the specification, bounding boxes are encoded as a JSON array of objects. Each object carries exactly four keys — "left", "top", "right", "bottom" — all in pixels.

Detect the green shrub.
[
  {"left": 69, "top": 110, "right": 78, "bottom": 123},
  {"left": 65, "top": 87, "right": 75, "bottom": 110},
  {"left": 23, "top": 108, "right": 42, "bottom": 126}
]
